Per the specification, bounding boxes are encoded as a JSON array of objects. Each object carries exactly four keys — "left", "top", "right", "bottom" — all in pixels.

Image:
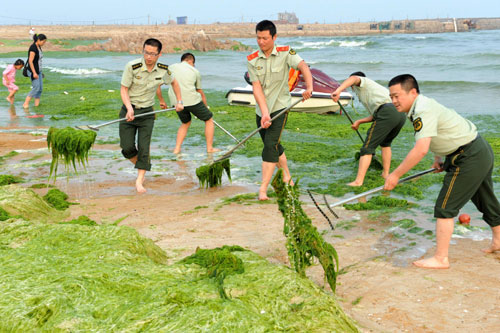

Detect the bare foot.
[
  {"left": 412, "top": 256, "right": 449, "bottom": 269},
  {"left": 381, "top": 172, "right": 389, "bottom": 179},
  {"left": 348, "top": 180, "right": 363, "bottom": 187},
  {"left": 23, "top": 104, "right": 29, "bottom": 109},
  {"left": 173, "top": 148, "right": 181, "bottom": 154},
  {"left": 258, "top": 191, "right": 269, "bottom": 201},
  {"left": 207, "top": 147, "right": 221, "bottom": 153},
  {"left": 135, "top": 180, "right": 147, "bottom": 194},
  {"left": 481, "top": 244, "right": 500, "bottom": 253},
  {"left": 6, "top": 96, "right": 14, "bottom": 104}
]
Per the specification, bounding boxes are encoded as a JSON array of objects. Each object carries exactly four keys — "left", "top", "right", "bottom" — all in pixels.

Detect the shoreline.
[
  {"left": 1, "top": 128, "right": 499, "bottom": 331},
  {"left": 1, "top": 18, "right": 499, "bottom": 54}
]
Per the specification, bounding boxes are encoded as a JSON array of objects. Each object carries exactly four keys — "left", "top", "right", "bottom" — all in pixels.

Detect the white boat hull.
[{"left": 226, "top": 86, "right": 353, "bottom": 114}]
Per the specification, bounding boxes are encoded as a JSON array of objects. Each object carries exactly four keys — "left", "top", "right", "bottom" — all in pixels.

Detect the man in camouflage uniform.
[
  {"left": 386, "top": 74, "right": 500, "bottom": 269},
  {"left": 120, "top": 38, "right": 183, "bottom": 193},
  {"left": 247, "top": 20, "right": 313, "bottom": 200}
]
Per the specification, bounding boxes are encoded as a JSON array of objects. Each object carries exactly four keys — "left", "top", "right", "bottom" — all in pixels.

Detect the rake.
[
  {"left": 75, "top": 107, "right": 176, "bottom": 131},
  {"left": 196, "top": 99, "right": 303, "bottom": 188}
]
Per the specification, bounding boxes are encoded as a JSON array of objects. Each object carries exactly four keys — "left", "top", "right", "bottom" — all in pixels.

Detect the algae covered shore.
[{"left": 1, "top": 32, "right": 500, "bottom": 331}]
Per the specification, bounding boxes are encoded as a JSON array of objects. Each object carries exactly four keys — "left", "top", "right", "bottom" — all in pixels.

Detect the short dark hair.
[
  {"left": 181, "top": 52, "right": 195, "bottom": 63},
  {"left": 256, "top": 20, "right": 277, "bottom": 37},
  {"left": 388, "top": 74, "right": 420, "bottom": 93},
  {"left": 143, "top": 38, "right": 162, "bottom": 53},
  {"left": 33, "top": 33, "right": 47, "bottom": 42},
  {"left": 350, "top": 71, "right": 366, "bottom": 77},
  {"left": 14, "top": 59, "right": 25, "bottom": 66}
]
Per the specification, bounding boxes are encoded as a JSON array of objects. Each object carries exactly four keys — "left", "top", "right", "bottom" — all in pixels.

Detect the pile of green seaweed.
[
  {"left": 0, "top": 185, "right": 358, "bottom": 331},
  {"left": 271, "top": 169, "right": 340, "bottom": 293},
  {"left": 46, "top": 127, "right": 97, "bottom": 180}
]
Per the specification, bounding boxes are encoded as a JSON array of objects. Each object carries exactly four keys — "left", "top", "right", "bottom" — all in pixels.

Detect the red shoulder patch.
[
  {"left": 276, "top": 46, "right": 290, "bottom": 52},
  {"left": 247, "top": 51, "right": 259, "bottom": 61}
]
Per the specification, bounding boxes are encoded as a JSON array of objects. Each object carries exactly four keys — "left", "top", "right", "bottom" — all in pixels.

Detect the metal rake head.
[{"left": 75, "top": 125, "right": 99, "bottom": 131}]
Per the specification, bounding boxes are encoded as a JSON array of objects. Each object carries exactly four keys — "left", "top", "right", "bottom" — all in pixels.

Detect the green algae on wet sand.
[{"left": 0, "top": 187, "right": 358, "bottom": 331}]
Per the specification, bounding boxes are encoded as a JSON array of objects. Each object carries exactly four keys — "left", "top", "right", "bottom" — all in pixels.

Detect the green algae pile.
[
  {"left": 0, "top": 175, "right": 24, "bottom": 186},
  {"left": 0, "top": 207, "right": 11, "bottom": 221},
  {"left": 272, "top": 169, "right": 340, "bottom": 293},
  {"left": 59, "top": 215, "right": 97, "bottom": 226},
  {"left": 47, "top": 126, "right": 97, "bottom": 180},
  {"left": 196, "top": 158, "right": 231, "bottom": 188},
  {"left": 0, "top": 183, "right": 358, "bottom": 331},
  {"left": 0, "top": 185, "right": 68, "bottom": 222},
  {"left": 181, "top": 245, "right": 245, "bottom": 299},
  {"left": 43, "top": 188, "right": 74, "bottom": 211},
  {"left": 343, "top": 195, "right": 417, "bottom": 211}
]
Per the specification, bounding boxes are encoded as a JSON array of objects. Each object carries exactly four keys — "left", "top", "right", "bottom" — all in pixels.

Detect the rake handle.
[
  {"left": 329, "top": 168, "right": 437, "bottom": 208},
  {"left": 92, "top": 107, "right": 176, "bottom": 129},
  {"left": 213, "top": 119, "right": 240, "bottom": 143},
  {"left": 309, "top": 75, "right": 364, "bottom": 143},
  {"left": 337, "top": 101, "right": 365, "bottom": 143},
  {"left": 214, "top": 98, "right": 303, "bottom": 163}
]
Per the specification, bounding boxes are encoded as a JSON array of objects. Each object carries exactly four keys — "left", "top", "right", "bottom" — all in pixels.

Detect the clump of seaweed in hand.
[
  {"left": 181, "top": 245, "right": 245, "bottom": 299},
  {"left": 47, "top": 127, "right": 96, "bottom": 180},
  {"left": 196, "top": 159, "right": 231, "bottom": 188},
  {"left": 271, "top": 169, "right": 339, "bottom": 292}
]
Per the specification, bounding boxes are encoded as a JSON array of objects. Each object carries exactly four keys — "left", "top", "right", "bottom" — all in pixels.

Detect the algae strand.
[
  {"left": 181, "top": 245, "right": 245, "bottom": 299},
  {"left": 46, "top": 126, "right": 96, "bottom": 180},
  {"left": 272, "top": 169, "right": 339, "bottom": 292}
]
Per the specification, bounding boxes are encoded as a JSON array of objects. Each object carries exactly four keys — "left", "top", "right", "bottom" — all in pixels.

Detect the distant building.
[
  {"left": 276, "top": 12, "right": 299, "bottom": 24},
  {"left": 176, "top": 16, "right": 187, "bottom": 25}
]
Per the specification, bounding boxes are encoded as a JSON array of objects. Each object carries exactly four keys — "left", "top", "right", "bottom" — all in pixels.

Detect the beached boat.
[{"left": 226, "top": 68, "right": 353, "bottom": 114}]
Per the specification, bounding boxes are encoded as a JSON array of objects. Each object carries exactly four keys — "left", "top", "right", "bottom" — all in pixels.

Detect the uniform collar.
[
  {"left": 258, "top": 45, "right": 278, "bottom": 58},
  {"left": 140, "top": 58, "right": 158, "bottom": 72},
  {"left": 408, "top": 94, "right": 421, "bottom": 121}
]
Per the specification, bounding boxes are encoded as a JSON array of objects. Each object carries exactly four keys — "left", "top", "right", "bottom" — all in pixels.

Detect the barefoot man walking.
[
  {"left": 386, "top": 74, "right": 500, "bottom": 268},
  {"left": 247, "top": 20, "right": 313, "bottom": 200},
  {"left": 119, "top": 38, "right": 183, "bottom": 193}
]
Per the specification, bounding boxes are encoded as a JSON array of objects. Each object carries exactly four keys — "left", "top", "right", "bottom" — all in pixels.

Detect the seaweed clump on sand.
[
  {"left": 60, "top": 215, "right": 97, "bottom": 226},
  {"left": 271, "top": 169, "right": 339, "bottom": 292},
  {"left": 43, "top": 189, "right": 74, "bottom": 211},
  {"left": 46, "top": 126, "right": 97, "bottom": 180},
  {"left": 0, "top": 207, "right": 11, "bottom": 221},
  {"left": 0, "top": 175, "right": 24, "bottom": 186},
  {"left": 196, "top": 158, "right": 231, "bottom": 188},
  {"left": 344, "top": 195, "right": 416, "bottom": 211},
  {"left": 181, "top": 245, "right": 245, "bottom": 299}
]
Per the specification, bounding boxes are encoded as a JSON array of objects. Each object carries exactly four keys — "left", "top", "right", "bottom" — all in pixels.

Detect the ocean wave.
[
  {"left": 294, "top": 39, "right": 372, "bottom": 50},
  {"left": 419, "top": 80, "right": 500, "bottom": 90},
  {"left": 45, "top": 66, "right": 111, "bottom": 75}
]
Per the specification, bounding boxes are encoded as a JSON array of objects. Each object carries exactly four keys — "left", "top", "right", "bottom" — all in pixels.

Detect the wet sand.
[{"left": 1, "top": 128, "right": 499, "bottom": 332}]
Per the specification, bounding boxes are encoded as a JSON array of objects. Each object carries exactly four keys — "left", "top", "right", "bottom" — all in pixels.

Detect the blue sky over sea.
[{"left": 1, "top": 0, "right": 499, "bottom": 25}]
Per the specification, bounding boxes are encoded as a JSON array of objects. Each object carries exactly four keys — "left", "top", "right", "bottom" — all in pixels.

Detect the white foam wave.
[
  {"left": 46, "top": 66, "right": 111, "bottom": 75},
  {"left": 339, "top": 40, "right": 368, "bottom": 47},
  {"left": 415, "top": 36, "right": 427, "bottom": 39},
  {"left": 297, "top": 39, "right": 368, "bottom": 49}
]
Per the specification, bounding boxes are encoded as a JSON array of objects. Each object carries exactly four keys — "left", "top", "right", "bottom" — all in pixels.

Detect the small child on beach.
[{"left": 2, "top": 59, "right": 25, "bottom": 104}]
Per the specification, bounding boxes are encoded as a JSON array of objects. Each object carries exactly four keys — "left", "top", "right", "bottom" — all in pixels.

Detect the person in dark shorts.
[
  {"left": 120, "top": 38, "right": 183, "bottom": 193},
  {"left": 386, "top": 74, "right": 500, "bottom": 269},
  {"left": 331, "top": 72, "right": 406, "bottom": 186},
  {"left": 247, "top": 20, "right": 313, "bottom": 200},
  {"left": 168, "top": 53, "right": 219, "bottom": 154}
]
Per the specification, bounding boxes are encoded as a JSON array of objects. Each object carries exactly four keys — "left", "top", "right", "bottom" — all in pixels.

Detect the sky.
[{"left": 1, "top": 0, "right": 499, "bottom": 25}]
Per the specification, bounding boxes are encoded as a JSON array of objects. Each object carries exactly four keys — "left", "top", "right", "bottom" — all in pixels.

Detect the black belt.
[
  {"left": 130, "top": 104, "right": 153, "bottom": 110},
  {"left": 447, "top": 134, "right": 479, "bottom": 157}
]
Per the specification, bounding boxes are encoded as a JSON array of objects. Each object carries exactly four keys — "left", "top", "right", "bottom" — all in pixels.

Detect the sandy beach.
[{"left": 1, "top": 128, "right": 499, "bottom": 332}]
